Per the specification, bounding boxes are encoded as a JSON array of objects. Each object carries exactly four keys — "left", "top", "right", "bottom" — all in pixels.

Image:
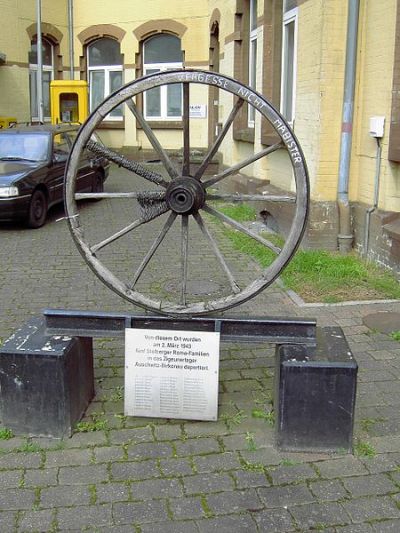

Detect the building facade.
[{"left": 0, "top": 0, "right": 400, "bottom": 274}]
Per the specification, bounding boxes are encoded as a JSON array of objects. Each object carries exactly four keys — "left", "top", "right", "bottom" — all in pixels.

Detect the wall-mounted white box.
[{"left": 369, "top": 116, "right": 385, "bottom": 138}]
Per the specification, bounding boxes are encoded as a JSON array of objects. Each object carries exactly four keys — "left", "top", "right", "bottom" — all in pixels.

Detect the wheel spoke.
[
  {"left": 203, "top": 142, "right": 283, "bottom": 189},
  {"left": 75, "top": 191, "right": 165, "bottom": 200},
  {"left": 193, "top": 211, "right": 240, "bottom": 294},
  {"left": 182, "top": 83, "right": 190, "bottom": 176},
  {"left": 86, "top": 140, "right": 169, "bottom": 188},
  {"left": 194, "top": 98, "right": 244, "bottom": 180},
  {"left": 181, "top": 214, "right": 189, "bottom": 305},
  {"left": 125, "top": 99, "right": 179, "bottom": 180},
  {"left": 91, "top": 205, "right": 169, "bottom": 254},
  {"left": 130, "top": 212, "right": 177, "bottom": 288},
  {"left": 202, "top": 203, "right": 282, "bottom": 254},
  {"left": 206, "top": 192, "right": 296, "bottom": 203}
]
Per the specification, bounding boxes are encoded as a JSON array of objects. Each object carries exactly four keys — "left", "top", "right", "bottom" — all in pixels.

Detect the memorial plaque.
[{"left": 125, "top": 328, "right": 220, "bottom": 420}]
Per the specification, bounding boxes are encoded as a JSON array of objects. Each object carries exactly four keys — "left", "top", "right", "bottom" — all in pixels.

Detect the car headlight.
[{"left": 0, "top": 186, "right": 19, "bottom": 198}]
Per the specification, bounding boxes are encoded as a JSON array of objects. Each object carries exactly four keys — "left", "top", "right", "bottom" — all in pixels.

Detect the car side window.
[{"left": 53, "top": 133, "right": 70, "bottom": 162}]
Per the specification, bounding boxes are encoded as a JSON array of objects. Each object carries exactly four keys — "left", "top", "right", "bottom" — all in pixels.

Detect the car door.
[
  {"left": 65, "top": 130, "right": 95, "bottom": 193},
  {"left": 47, "top": 132, "right": 70, "bottom": 205}
]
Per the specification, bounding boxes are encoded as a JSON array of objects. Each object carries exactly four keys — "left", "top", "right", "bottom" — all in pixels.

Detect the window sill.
[
  {"left": 138, "top": 121, "right": 183, "bottom": 130},
  {"left": 233, "top": 127, "right": 255, "bottom": 143},
  {"left": 97, "top": 121, "right": 125, "bottom": 130}
]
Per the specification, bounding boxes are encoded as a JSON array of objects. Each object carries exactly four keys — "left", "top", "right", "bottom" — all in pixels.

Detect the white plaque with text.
[
  {"left": 125, "top": 328, "right": 220, "bottom": 420},
  {"left": 189, "top": 104, "right": 207, "bottom": 118}
]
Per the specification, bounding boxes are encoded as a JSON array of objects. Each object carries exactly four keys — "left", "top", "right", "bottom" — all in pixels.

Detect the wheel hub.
[{"left": 165, "top": 177, "right": 205, "bottom": 214}]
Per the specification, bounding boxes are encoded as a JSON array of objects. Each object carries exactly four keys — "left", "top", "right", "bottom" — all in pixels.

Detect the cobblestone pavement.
[{"left": 1, "top": 165, "right": 400, "bottom": 531}]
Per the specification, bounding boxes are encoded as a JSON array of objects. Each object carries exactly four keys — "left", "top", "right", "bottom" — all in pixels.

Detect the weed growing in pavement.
[
  {"left": 110, "top": 386, "right": 124, "bottom": 402},
  {"left": 76, "top": 413, "right": 108, "bottom": 432},
  {"left": 280, "top": 458, "right": 298, "bottom": 467},
  {"left": 220, "top": 403, "right": 247, "bottom": 429},
  {"left": 18, "top": 441, "right": 42, "bottom": 453},
  {"left": 252, "top": 408, "right": 275, "bottom": 426},
  {"left": 241, "top": 459, "right": 265, "bottom": 473},
  {"left": 390, "top": 330, "right": 400, "bottom": 341},
  {"left": 0, "top": 427, "right": 13, "bottom": 440},
  {"left": 245, "top": 432, "right": 257, "bottom": 451},
  {"left": 354, "top": 439, "right": 376, "bottom": 458},
  {"left": 359, "top": 417, "right": 386, "bottom": 433}
]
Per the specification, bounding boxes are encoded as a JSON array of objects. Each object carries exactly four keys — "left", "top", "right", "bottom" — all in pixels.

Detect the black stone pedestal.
[
  {"left": 0, "top": 317, "right": 94, "bottom": 438},
  {"left": 275, "top": 326, "right": 357, "bottom": 453}
]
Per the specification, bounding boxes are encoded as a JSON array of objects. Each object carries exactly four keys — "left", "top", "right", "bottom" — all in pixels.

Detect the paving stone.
[
  {"left": 309, "top": 479, "right": 348, "bottom": 501},
  {"left": 196, "top": 513, "right": 258, "bottom": 532},
  {"left": 130, "top": 477, "right": 183, "bottom": 499},
  {"left": 233, "top": 469, "right": 270, "bottom": 489},
  {"left": 159, "top": 457, "right": 194, "bottom": 476},
  {"left": 23, "top": 468, "right": 58, "bottom": 488},
  {"left": 40, "top": 485, "right": 91, "bottom": 507},
  {"left": 335, "top": 525, "right": 375, "bottom": 533},
  {"left": 183, "top": 473, "right": 234, "bottom": 495},
  {"left": 140, "top": 520, "right": 200, "bottom": 533},
  {"left": 0, "top": 511, "right": 16, "bottom": 530},
  {"left": 185, "top": 421, "right": 229, "bottom": 438},
  {"left": 18, "top": 509, "right": 55, "bottom": 532},
  {"left": 342, "top": 473, "right": 397, "bottom": 497},
  {"left": 113, "top": 499, "right": 169, "bottom": 525},
  {"left": 0, "top": 452, "right": 42, "bottom": 470},
  {"left": 169, "top": 495, "right": 205, "bottom": 519},
  {"left": 257, "top": 483, "right": 315, "bottom": 508},
  {"left": 111, "top": 460, "right": 160, "bottom": 481},
  {"left": 372, "top": 519, "right": 400, "bottom": 531},
  {"left": 56, "top": 504, "right": 112, "bottom": 529},
  {"left": 64, "top": 430, "right": 108, "bottom": 448},
  {"left": 369, "top": 436, "right": 400, "bottom": 453},
  {"left": 0, "top": 489, "right": 35, "bottom": 511},
  {"left": 360, "top": 452, "right": 400, "bottom": 474},
  {"left": 45, "top": 448, "right": 92, "bottom": 467},
  {"left": 206, "top": 488, "right": 263, "bottom": 514},
  {"left": 154, "top": 423, "right": 183, "bottom": 441},
  {"left": 315, "top": 456, "right": 370, "bottom": 479},
  {"left": 240, "top": 447, "right": 282, "bottom": 466},
  {"left": 175, "top": 437, "right": 221, "bottom": 456},
  {"left": 108, "top": 426, "right": 154, "bottom": 445},
  {"left": 270, "top": 463, "right": 319, "bottom": 485},
  {"left": 96, "top": 482, "right": 130, "bottom": 503},
  {"left": 289, "top": 501, "right": 349, "bottom": 529},
  {"left": 58, "top": 464, "right": 109, "bottom": 485},
  {"left": 126, "top": 442, "right": 173, "bottom": 460},
  {"left": 0, "top": 469, "right": 23, "bottom": 489},
  {"left": 193, "top": 452, "right": 241, "bottom": 473},
  {"left": 253, "top": 508, "right": 296, "bottom": 532},
  {"left": 93, "top": 445, "right": 125, "bottom": 463},
  {"left": 343, "top": 495, "right": 400, "bottom": 522}
]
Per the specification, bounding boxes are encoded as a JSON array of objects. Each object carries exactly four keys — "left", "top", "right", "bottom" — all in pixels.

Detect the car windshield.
[{"left": 0, "top": 133, "right": 50, "bottom": 162}]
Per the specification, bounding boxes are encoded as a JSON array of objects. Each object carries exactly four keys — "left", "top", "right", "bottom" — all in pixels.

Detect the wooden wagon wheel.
[{"left": 64, "top": 70, "right": 309, "bottom": 316}]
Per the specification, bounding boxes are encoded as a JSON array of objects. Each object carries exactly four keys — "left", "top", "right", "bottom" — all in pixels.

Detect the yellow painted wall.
[
  {"left": 350, "top": 0, "right": 399, "bottom": 213},
  {"left": 0, "top": 0, "right": 68, "bottom": 120}
]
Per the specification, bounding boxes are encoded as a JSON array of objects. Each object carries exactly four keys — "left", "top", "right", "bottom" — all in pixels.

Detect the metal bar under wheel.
[{"left": 43, "top": 309, "right": 317, "bottom": 345}]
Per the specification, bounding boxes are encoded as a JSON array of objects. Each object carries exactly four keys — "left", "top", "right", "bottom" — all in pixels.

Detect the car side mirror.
[{"left": 53, "top": 152, "right": 68, "bottom": 164}]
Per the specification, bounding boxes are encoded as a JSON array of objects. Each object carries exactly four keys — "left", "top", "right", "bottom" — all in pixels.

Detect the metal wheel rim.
[{"left": 64, "top": 69, "right": 309, "bottom": 316}]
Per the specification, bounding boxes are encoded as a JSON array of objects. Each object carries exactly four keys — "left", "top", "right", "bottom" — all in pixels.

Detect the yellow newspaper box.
[
  {"left": 0, "top": 117, "right": 17, "bottom": 128},
  {"left": 50, "top": 80, "right": 88, "bottom": 124}
]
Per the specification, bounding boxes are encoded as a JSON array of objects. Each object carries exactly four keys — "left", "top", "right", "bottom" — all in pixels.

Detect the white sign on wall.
[
  {"left": 189, "top": 104, "right": 207, "bottom": 118},
  {"left": 125, "top": 328, "right": 220, "bottom": 420}
]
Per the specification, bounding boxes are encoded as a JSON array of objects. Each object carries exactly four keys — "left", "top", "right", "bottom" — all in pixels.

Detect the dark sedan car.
[{"left": 0, "top": 124, "right": 109, "bottom": 228}]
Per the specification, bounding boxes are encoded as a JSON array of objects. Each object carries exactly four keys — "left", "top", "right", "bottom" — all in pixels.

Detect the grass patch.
[{"left": 218, "top": 203, "right": 400, "bottom": 303}]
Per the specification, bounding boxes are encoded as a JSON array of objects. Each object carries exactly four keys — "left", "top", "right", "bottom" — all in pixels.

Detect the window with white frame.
[
  {"left": 248, "top": 0, "right": 258, "bottom": 127},
  {"left": 29, "top": 37, "right": 54, "bottom": 121},
  {"left": 88, "top": 38, "right": 123, "bottom": 119},
  {"left": 281, "top": 2, "right": 298, "bottom": 124},
  {"left": 143, "top": 34, "right": 183, "bottom": 120}
]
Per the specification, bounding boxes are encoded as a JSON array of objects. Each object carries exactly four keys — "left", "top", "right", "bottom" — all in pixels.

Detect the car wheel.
[{"left": 27, "top": 189, "right": 47, "bottom": 228}]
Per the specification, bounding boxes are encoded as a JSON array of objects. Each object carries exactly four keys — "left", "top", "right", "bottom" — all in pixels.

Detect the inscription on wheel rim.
[{"left": 64, "top": 69, "right": 310, "bottom": 316}]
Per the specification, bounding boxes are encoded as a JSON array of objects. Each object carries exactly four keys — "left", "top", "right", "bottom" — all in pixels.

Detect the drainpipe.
[
  {"left": 364, "top": 138, "right": 382, "bottom": 256},
  {"left": 36, "top": 0, "right": 44, "bottom": 123},
  {"left": 68, "top": 0, "right": 74, "bottom": 80},
  {"left": 337, "top": 0, "right": 360, "bottom": 253}
]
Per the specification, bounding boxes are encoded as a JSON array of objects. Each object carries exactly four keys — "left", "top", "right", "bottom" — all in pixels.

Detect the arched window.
[
  {"left": 87, "top": 38, "right": 123, "bottom": 119},
  {"left": 143, "top": 34, "right": 183, "bottom": 120},
  {"left": 29, "top": 37, "right": 54, "bottom": 121}
]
